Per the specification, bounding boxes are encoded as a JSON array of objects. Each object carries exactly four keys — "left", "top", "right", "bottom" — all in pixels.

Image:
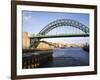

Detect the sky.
[{"left": 22, "top": 10, "right": 89, "bottom": 44}]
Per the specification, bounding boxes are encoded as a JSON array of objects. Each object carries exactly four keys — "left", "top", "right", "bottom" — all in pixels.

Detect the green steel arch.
[{"left": 38, "top": 19, "right": 89, "bottom": 35}]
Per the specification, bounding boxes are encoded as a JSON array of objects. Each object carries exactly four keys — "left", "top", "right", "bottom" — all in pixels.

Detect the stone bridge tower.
[{"left": 22, "top": 32, "right": 30, "bottom": 49}]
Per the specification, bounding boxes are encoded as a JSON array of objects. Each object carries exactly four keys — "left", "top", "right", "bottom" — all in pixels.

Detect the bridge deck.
[{"left": 30, "top": 34, "right": 89, "bottom": 39}]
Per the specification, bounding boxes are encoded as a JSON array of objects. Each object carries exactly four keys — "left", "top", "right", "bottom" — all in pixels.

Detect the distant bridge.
[{"left": 29, "top": 19, "right": 89, "bottom": 48}]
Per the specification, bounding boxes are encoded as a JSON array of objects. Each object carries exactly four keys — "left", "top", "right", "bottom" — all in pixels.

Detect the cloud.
[{"left": 23, "top": 15, "right": 31, "bottom": 21}]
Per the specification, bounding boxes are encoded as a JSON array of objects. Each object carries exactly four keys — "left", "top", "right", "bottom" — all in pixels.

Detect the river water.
[{"left": 42, "top": 47, "right": 89, "bottom": 68}]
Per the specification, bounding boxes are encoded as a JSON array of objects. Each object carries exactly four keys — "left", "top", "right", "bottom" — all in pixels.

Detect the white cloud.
[{"left": 23, "top": 15, "right": 31, "bottom": 21}]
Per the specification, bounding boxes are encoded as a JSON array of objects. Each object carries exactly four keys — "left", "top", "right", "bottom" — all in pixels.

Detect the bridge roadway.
[{"left": 30, "top": 34, "right": 89, "bottom": 39}]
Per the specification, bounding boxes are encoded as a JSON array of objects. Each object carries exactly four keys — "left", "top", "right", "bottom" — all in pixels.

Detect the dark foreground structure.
[
  {"left": 83, "top": 45, "right": 89, "bottom": 52},
  {"left": 22, "top": 50, "right": 53, "bottom": 69}
]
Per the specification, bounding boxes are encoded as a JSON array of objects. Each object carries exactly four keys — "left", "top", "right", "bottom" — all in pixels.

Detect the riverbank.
[{"left": 23, "top": 48, "right": 53, "bottom": 53}]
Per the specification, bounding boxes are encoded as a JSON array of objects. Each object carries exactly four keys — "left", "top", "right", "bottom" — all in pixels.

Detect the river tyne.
[{"left": 41, "top": 47, "right": 89, "bottom": 68}]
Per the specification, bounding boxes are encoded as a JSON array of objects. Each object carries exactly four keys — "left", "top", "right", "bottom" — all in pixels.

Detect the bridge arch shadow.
[{"left": 36, "top": 40, "right": 56, "bottom": 49}]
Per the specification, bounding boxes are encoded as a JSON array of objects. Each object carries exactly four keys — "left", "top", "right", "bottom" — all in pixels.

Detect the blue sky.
[{"left": 22, "top": 10, "right": 89, "bottom": 44}]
